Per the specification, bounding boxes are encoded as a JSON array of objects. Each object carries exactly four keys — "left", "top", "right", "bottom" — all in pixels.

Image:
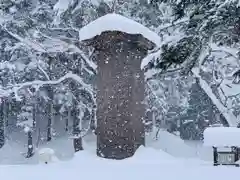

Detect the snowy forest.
[{"left": 0, "top": 0, "right": 240, "bottom": 162}]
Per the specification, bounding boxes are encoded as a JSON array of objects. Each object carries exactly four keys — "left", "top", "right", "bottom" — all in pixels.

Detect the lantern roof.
[{"left": 79, "top": 13, "right": 161, "bottom": 47}]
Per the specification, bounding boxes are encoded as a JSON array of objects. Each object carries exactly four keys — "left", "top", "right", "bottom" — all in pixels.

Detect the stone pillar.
[{"left": 84, "top": 31, "right": 155, "bottom": 159}]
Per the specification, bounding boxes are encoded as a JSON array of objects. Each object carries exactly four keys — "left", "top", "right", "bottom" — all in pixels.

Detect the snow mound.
[
  {"left": 204, "top": 127, "right": 240, "bottom": 147},
  {"left": 2, "top": 146, "right": 240, "bottom": 180},
  {"left": 147, "top": 130, "right": 198, "bottom": 158},
  {"left": 79, "top": 13, "right": 161, "bottom": 46},
  {"left": 38, "top": 148, "right": 59, "bottom": 164},
  {"left": 128, "top": 146, "right": 175, "bottom": 164}
]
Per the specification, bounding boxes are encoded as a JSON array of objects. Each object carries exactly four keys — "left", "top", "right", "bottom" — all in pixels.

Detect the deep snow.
[
  {"left": 0, "top": 129, "right": 212, "bottom": 164},
  {"left": 1, "top": 146, "right": 240, "bottom": 180},
  {"left": 204, "top": 127, "right": 240, "bottom": 146},
  {"left": 1, "top": 130, "right": 239, "bottom": 180}
]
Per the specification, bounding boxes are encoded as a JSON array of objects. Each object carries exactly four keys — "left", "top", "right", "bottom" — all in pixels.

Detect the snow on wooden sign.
[{"left": 204, "top": 127, "right": 240, "bottom": 147}]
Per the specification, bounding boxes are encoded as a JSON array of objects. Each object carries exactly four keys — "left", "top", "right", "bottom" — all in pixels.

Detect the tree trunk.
[
  {"left": 46, "top": 86, "right": 54, "bottom": 142},
  {"left": 32, "top": 103, "right": 37, "bottom": 129},
  {"left": 72, "top": 108, "right": 83, "bottom": 152},
  {"left": 26, "top": 130, "right": 34, "bottom": 158},
  {"left": 66, "top": 108, "right": 71, "bottom": 132},
  {"left": 90, "top": 107, "right": 96, "bottom": 132},
  {"left": 65, "top": 117, "right": 68, "bottom": 132},
  {"left": 47, "top": 103, "right": 52, "bottom": 142},
  {"left": 4, "top": 100, "right": 9, "bottom": 128},
  {"left": 73, "top": 136, "right": 83, "bottom": 152},
  {"left": 0, "top": 99, "right": 5, "bottom": 148},
  {"left": 46, "top": 56, "right": 54, "bottom": 141}
]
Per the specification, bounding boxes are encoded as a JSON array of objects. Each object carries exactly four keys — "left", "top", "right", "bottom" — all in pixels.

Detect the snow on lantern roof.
[
  {"left": 203, "top": 127, "right": 240, "bottom": 147},
  {"left": 79, "top": 13, "right": 161, "bottom": 47}
]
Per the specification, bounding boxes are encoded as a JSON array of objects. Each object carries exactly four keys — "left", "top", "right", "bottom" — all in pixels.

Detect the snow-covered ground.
[
  {"left": 0, "top": 129, "right": 212, "bottom": 164},
  {"left": 0, "top": 129, "right": 213, "bottom": 164},
  {"left": 1, "top": 130, "right": 239, "bottom": 180},
  {"left": 146, "top": 129, "right": 212, "bottom": 161},
  {"left": 1, "top": 146, "right": 240, "bottom": 180}
]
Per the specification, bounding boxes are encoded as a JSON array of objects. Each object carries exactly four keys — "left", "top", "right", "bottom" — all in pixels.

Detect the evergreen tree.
[
  {"left": 0, "top": 0, "right": 96, "bottom": 153},
  {"left": 181, "top": 79, "right": 227, "bottom": 140}
]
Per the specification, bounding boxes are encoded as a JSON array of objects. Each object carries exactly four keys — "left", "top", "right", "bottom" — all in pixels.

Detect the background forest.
[{"left": 0, "top": 0, "right": 240, "bottom": 156}]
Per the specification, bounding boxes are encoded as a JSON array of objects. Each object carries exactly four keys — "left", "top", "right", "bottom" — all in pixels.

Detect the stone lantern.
[{"left": 79, "top": 13, "right": 160, "bottom": 159}]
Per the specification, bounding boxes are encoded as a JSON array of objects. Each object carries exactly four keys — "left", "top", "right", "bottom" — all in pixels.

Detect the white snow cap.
[
  {"left": 204, "top": 127, "right": 240, "bottom": 147},
  {"left": 79, "top": 13, "right": 161, "bottom": 46},
  {"left": 38, "top": 148, "right": 58, "bottom": 164},
  {"left": 23, "top": 126, "right": 31, "bottom": 133}
]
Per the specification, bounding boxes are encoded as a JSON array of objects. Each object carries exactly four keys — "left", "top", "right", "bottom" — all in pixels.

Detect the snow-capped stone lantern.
[{"left": 79, "top": 13, "right": 160, "bottom": 159}]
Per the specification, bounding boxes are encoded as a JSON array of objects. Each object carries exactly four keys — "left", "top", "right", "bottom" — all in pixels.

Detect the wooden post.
[
  {"left": 232, "top": 146, "right": 240, "bottom": 167},
  {"left": 83, "top": 31, "right": 155, "bottom": 159},
  {"left": 213, "top": 146, "right": 218, "bottom": 166}
]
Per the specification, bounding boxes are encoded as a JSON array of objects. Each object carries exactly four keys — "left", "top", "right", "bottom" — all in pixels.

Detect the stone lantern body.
[{"left": 79, "top": 14, "right": 159, "bottom": 159}]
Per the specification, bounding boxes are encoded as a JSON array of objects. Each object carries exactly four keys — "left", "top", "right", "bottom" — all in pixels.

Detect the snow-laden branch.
[
  {"left": 211, "top": 43, "right": 240, "bottom": 66},
  {"left": 37, "top": 28, "right": 97, "bottom": 71},
  {"left": 145, "top": 67, "right": 183, "bottom": 81},
  {"left": 3, "top": 25, "right": 97, "bottom": 72},
  {"left": 3, "top": 27, "right": 47, "bottom": 52},
  {"left": 192, "top": 67, "right": 238, "bottom": 126},
  {"left": 146, "top": 82, "right": 167, "bottom": 108},
  {"left": 192, "top": 45, "right": 239, "bottom": 127},
  {"left": 156, "top": 17, "right": 189, "bottom": 32},
  {"left": 37, "top": 63, "right": 50, "bottom": 81},
  {"left": 0, "top": 72, "right": 93, "bottom": 100},
  {"left": 0, "top": 14, "right": 14, "bottom": 26}
]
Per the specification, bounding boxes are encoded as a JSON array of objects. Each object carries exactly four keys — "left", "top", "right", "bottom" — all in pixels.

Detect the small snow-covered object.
[
  {"left": 204, "top": 127, "right": 240, "bottom": 147},
  {"left": 38, "top": 148, "right": 57, "bottom": 164},
  {"left": 24, "top": 126, "right": 31, "bottom": 133}
]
